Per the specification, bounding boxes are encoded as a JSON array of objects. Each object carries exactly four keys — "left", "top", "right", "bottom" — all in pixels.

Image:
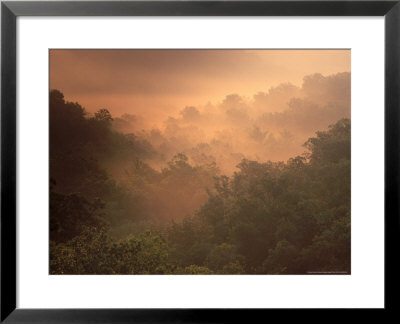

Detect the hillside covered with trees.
[{"left": 49, "top": 89, "right": 350, "bottom": 275}]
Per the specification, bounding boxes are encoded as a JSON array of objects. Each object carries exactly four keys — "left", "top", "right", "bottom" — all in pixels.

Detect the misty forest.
[{"left": 50, "top": 71, "right": 350, "bottom": 275}]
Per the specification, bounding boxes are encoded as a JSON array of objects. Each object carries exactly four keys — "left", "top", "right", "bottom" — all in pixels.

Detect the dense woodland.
[{"left": 50, "top": 88, "right": 350, "bottom": 274}]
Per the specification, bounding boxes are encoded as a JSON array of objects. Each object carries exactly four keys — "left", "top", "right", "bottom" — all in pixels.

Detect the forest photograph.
[{"left": 49, "top": 49, "right": 350, "bottom": 275}]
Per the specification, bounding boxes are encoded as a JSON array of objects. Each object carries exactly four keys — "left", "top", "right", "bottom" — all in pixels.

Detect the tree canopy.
[{"left": 50, "top": 90, "right": 350, "bottom": 275}]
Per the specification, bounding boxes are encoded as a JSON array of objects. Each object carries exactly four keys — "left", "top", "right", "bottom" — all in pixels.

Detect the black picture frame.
[{"left": 1, "top": 0, "right": 399, "bottom": 322}]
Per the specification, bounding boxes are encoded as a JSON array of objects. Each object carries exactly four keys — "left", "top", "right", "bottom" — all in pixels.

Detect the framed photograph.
[{"left": 1, "top": 0, "right": 399, "bottom": 321}]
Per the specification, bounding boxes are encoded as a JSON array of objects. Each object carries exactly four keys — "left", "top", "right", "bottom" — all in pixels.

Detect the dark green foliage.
[
  {"left": 50, "top": 228, "right": 174, "bottom": 274},
  {"left": 262, "top": 240, "right": 298, "bottom": 274},
  {"left": 181, "top": 265, "right": 214, "bottom": 274},
  {"left": 50, "top": 89, "right": 154, "bottom": 201},
  {"left": 304, "top": 118, "right": 350, "bottom": 164},
  {"left": 50, "top": 188, "right": 105, "bottom": 243}
]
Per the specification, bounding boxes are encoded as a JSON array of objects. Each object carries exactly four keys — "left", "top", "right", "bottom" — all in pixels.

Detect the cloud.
[{"left": 50, "top": 49, "right": 350, "bottom": 121}]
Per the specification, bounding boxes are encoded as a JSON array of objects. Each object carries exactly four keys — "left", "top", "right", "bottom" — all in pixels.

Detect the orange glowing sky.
[{"left": 50, "top": 49, "right": 350, "bottom": 123}]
